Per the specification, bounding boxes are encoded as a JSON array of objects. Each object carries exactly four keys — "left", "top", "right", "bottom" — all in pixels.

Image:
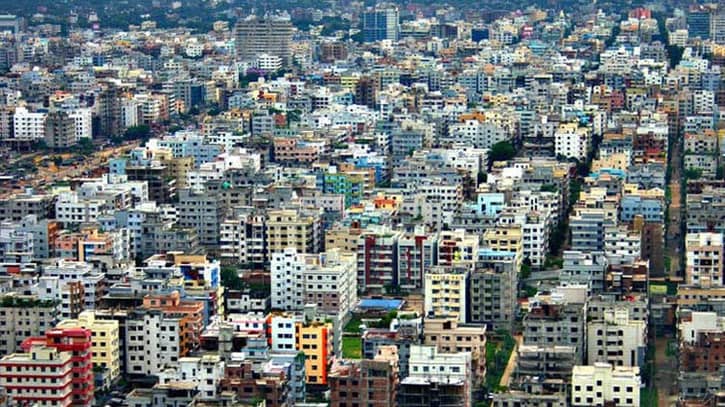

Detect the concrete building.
[
  {"left": 44, "top": 110, "right": 76, "bottom": 149},
  {"left": 266, "top": 208, "right": 322, "bottom": 255},
  {"left": 424, "top": 265, "right": 470, "bottom": 323},
  {"left": 21, "top": 327, "right": 95, "bottom": 406},
  {"left": 469, "top": 248, "right": 518, "bottom": 331},
  {"left": 362, "top": 6, "right": 400, "bottom": 42},
  {"left": 587, "top": 309, "right": 647, "bottom": 368},
  {"left": 234, "top": 14, "right": 294, "bottom": 66},
  {"left": 176, "top": 188, "right": 227, "bottom": 249},
  {"left": 559, "top": 250, "right": 609, "bottom": 294},
  {"left": 404, "top": 345, "right": 472, "bottom": 407},
  {"left": 0, "top": 293, "right": 58, "bottom": 356},
  {"left": 423, "top": 318, "right": 486, "bottom": 384},
  {"left": 396, "top": 231, "right": 436, "bottom": 291},
  {"left": 55, "top": 310, "right": 121, "bottom": 386},
  {"left": 686, "top": 232, "right": 724, "bottom": 287},
  {"left": 0, "top": 345, "right": 74, "bottom": 406},
  {"left": 295, "top": 321, "right": 333, "bottom": 385},
  {"left": 554, "top": 123, "right": 590, "bottom": 160},
  {"left": 571, "top": 363, "right": 641, "bottom": 407},
  {"left": 357, "top": 227, "right": 403, "bottom": 292},
  {"left": 271, "top": 247, "right": 357, "bottom": 316},
  {"left": 524, "top": 288, "right": 587, "bottom": 364},
  {"left": 12, "top": 106, "right": 45, "bottom": 141},
  {"left": 329, "top": 347, "right": 399, "bottom": 407}
]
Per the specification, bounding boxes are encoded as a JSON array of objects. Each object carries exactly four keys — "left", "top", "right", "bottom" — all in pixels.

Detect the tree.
[
  {"left": 221, "top": 266, "right": 245, "bottom": 291},
  {"left": 124, "top": 125, "right": 151, "bottom": 140},
  {"left": 684, "top": 168, "right": 703, "bottom": 180},
  {"left": 77, "top": 138, "right": 94, "bottom": 155},
  {"left": 488, "top": 141, "right": 516, "bottom": 165},
  {"left": 520, "top": 258, "right": 532, "bottom": 279}
]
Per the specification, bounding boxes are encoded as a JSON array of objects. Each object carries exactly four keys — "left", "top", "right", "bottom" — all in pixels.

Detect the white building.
[
  {"left": 555, "top": 123, "right": 590, "bottom": 160},
  {"left": 256, "top": 53, "right": 283, "bottom": 71},
  {"left": 69, "top": 108, "right": 93, "bottom": 140},
  {"left": 121, "top": 98, "right": 139, "bottom": 128},
  {"left": 271, "top": 248, "right": 305, "bottom": 311},
  {"left": 679, "top": 311, "right": 725, "bottom": 344},
  {"left": 448, "top": 119, "right": 508, "bottom": 149},
  {"left": 408, "top": 345, "right": 473, "bottom": 405},
  {"left": 571, "top": 363, "right": 641, "bottom": 407},
  {"left": 126, "top": 309, "right": 183, "bottom": 376},
  {"left": 271, "top": 248, "right": 358, "bottom": 317},
  {"left": 587, "top": 309, "right": 647, "bottom": 368},
  {"left": 13, "top": 107, "right": 46, "bottom": 141},
  {"left": 157, "top": 355, "right": 225, "bottom": 400},
  {"left": 685, "top": 232, "right": 724, "bottom": 287},
  {"left": 302, "top": 249, "right": 358, "bottom": 317},
  {"left": 268, "top": 314, "right": 302, "bottom": 353}
]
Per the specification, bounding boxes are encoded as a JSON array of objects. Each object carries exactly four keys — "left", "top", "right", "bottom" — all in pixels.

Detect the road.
[
  {"left": 655, "top": 335, "right": 678, "bottom": 406},
  {"left": 2, "top": 142, "right": 139, "bottom": 197},
  {"left": 665, "top": 130, "right": 683, "bottom": 278},
  {"left": 499, "top": 335, "right": 522, "bottom": 387}
]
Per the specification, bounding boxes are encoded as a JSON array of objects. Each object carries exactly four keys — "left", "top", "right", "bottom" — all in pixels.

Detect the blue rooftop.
[{"left": 358, "top": 298, "right": 404, "bottom": 310}]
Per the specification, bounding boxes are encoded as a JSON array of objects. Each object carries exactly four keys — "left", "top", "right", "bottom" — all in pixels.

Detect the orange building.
[{"left": 142, "top": 291, "right": 204, "bottom": 355}]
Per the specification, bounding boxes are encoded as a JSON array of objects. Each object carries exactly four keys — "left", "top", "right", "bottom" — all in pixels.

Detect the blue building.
[{"left": 362, "top": 7, "right": 399, "bottom": 42}]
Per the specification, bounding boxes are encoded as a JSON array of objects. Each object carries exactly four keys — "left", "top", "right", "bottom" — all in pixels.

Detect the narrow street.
[
  {"left": 665, "top": 133, "right": 683, "bottom": 277},
  {"left": 655, "top": 336, "right": 679, "bottom": 406},
  {"left": 499, "top": 335, "right": 522, "bottom": 387}
]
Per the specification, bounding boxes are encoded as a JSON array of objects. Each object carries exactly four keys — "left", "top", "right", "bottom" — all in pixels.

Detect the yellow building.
[
  {"left": 592, "top": 153, "right": 630, "bottom": 172},
  {"left": 424, "top": 265, "right": 470, "bottom": 323},
  {"left": 56, "top": 310, "right": 120, "bottom": 388},
  {"left": 483, "top": 225, "right": 523, "bottom": 267},
  {"left": 325, "top": 225, "right": 362, "bottom": 254},
  {"left": 267, "top": 209, "right": 321, "bottom": 254},
  {"left": 295, "top": 321, "right": 333, "bottom": 385}
]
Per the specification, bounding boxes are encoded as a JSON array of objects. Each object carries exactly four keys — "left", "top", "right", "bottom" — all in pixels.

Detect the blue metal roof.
[{"left": 358, "top": 298, "right": 404, "bottom": 310}]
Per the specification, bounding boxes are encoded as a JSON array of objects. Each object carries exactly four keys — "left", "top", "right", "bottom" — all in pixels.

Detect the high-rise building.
[
  {"left": 686, "top": 232, "right": 724, "bottom": 288},
  {"left": 45, "top": 110, "right": 76, "bottom": 149},
  {"left": 362, "top": 6, "right": 400, "bottom": 42},
  {"left": 234, "top": 15, "right": 294, "bottom": 66},
  {"left": 0, "top": 344, "right": 74, "bottom": 406},
  {"left": 688, "top": 6, "right": 712, "bottom": 40},
  {"left": 55, "top": 311, "right": 121, "bottom": 387},
  {"left": 21, "top": 327, "right": 95, "bottom": 406}
]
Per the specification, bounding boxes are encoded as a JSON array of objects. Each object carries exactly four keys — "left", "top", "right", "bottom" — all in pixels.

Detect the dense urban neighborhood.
[{"left": 0, "top": 1, "right": 723, "bottom": 406}]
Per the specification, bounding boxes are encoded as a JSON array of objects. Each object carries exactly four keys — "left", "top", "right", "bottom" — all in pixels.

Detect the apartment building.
[
  {"left": 469, "top": 248, "right": 518, "bottom": 331},
  {"left": 296, "top": 321, "right": 333, "bottom": 385},
  {"left": 0, "top": 345, "right": 74, "bottom": 406},
  {"left": 587, "top": 309, "right": 647, "bottom": 368},
  {"left": 686, "top": 232, "right": 724, "bottom": 287},
  {"left": 357, "top": 226, "right": 403, "bottom": 292},
  {"left": 12, "top": 106, "right": 46, "bottom": 141},
  {"left": 559, "top": 250, "right": 609, "bottom": 294},
  {"left": 0, "top": 293, "right": 58, "bottom": 356},
  {"left": 302, "top": 249, "right": 357, "bottom": 317},
  {"left": 266, "top": 208, "right": 323, "bottom": 255},
  {"left": 21, "top": 327, "right": 94, "bottom": 406},
  {"left": 219, "top": 209, "right": 267, "bottom": 266},
  {"left": 329, "top": 347, "right": 399, "bottom": 407},
  {"left": 524, "top": 288, "right": 587, "bottom": 364},
  {"left": 571, "top": 363, "right": 641, "bottom": 407},
  {"left": 424, "top": 265, "right": 470, "bottom": 322},
  {"left": 554, "top": 123, "right": 590, "bottom": 160},
  {"left": 423, "top": 317, "right": 487, "bottom": 384},
  {"left": 403, "top": 345, "right": 473, "bottom": 407},
  {"left": 271, "top": 248, "right": 305, "bottom": 311},
  {"left": 439, "top": 229, "right": 480, "bottom": 266},
  {"left": 125, "top": 309, "right": 185, "bottom": 377},
  {"left": 55, "top": 310, "right": 121, "bottom": 386},
  {"left": 396, "top": 230, "right": 436, "bottom": 291}
]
